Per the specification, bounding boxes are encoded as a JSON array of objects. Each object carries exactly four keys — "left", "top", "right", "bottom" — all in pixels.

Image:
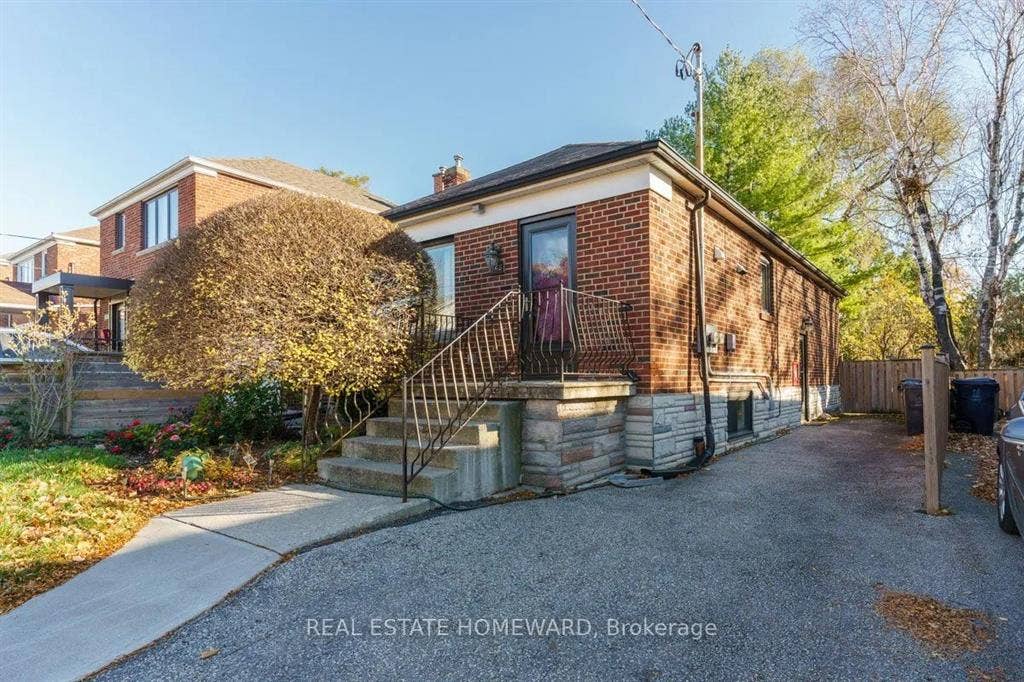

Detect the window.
[
  {"left": 424, "top": 241, "right": 455, "bottom": 316},
  {"left": 40, "top": 252, "right": 47, "bottom": 277},
  {"left": 727, "top": 392, "right": 753, "bottom": 437},
  {"left": 143, "top": 188, "right": 178, "bottom": 248},
  {"left": 114, "top": 212, "right": 125, "bottom": 250},
  {"left": 15, "top": 259, "right": 33, "bottom": 283},
  {"left": 760, "top": 256, "right": 774, "bottom": 314}
]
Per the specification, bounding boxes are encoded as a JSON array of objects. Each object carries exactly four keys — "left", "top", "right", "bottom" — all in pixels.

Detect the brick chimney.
[{"left": 432, "top": 154, "right": 471, "bottom": 193}]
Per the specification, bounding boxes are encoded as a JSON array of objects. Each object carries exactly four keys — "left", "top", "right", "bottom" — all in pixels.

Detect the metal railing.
[
  {"left": 326, "top": 308, "right": 467, "bottom": 448},
  {"left": 400, "top": 285, "right": 634, "bottom": 499},
  {"left": 520, "top": 286, "right": 636, "bottom": 380}
]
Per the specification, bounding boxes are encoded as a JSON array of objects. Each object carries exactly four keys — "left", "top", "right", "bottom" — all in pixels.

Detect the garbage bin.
[
  {"left": 950, "top": 377, "right": 1000, "bottom": 436},
  {"left": 900, "top": 378, "right": 923, "bottom": 436}
]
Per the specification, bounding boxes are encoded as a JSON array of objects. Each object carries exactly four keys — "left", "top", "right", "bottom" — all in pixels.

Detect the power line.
[{"left": 628, "top": 0, "right": 689, "bottom": 60}]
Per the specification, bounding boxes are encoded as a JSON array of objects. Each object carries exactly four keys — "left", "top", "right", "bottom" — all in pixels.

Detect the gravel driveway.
[{"left": 100, "top": 417, "right": 1022, "bottom": 681}]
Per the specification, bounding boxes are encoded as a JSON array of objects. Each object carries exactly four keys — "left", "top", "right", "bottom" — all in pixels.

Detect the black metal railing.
[
  {"left": 326, "top": 308, "right": 468, "bottom": 447},
  {"left": 400, "top": 285, "right": 634, "bottom": 499},
  {"left": 520, "top": 286, "right": 635, "bottom": 380}
]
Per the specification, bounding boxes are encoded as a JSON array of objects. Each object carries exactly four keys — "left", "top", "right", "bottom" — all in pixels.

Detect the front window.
[
  {"left": 115, "top": 212, "right": 125, "bottom": 250},
  {"left": 15, "top": 259, "right": 33, "bottom": 283},
  {"left": 143, "top": 188, "right": 178, "bottom": 248},
  {"left": 424, "top": 241, "right": 455, "bottom": 316}
]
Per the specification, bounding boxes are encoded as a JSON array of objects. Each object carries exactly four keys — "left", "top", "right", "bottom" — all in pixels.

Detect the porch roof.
[{"left": 32, "top": 272, "right": 133, "bottom": 299}]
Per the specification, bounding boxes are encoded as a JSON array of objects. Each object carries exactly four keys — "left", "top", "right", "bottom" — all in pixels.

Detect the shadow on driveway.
[{"left": 99, "top": 417, "right": 1022, "bottom": 681}]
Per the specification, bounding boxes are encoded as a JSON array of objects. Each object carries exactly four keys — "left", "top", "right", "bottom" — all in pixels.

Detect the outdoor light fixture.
[
  {"left": 471, "top": 203, "right": 486, "bottom": 214},
  {"left": 802, "top": 315, "right": 815, "bottom": 331},
  {"left": 483, "top": 242, "right": 504, "bottom": 275}
]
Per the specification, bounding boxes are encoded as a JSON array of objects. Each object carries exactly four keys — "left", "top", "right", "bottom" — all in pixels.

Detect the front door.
[
  {"left": 799, "top": 333, "right": 810, "bottom": 421},
  {"left": 110, "top": 302, "right": 126, "bottom": 352},
  {"left": 521, "top": 214, "right": 576, "bottom": 377}
]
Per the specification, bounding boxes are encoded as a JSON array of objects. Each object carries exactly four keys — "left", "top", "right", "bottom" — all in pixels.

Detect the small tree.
[
  {"left": 125, "top": 192, "right": 433, "bottom": 438},
  {"left": 3, "top": 304, "right": 91, "bottom": 446}
]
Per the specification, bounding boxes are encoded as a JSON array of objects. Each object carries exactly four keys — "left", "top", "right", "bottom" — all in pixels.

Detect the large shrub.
[
  {"left": 125, "top": 192, "right": 433, "bottom": 403},
  {"left": 191, "top": 381, "right": 286, "bottom": 444}
]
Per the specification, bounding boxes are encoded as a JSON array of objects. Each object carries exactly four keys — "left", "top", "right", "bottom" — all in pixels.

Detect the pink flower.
[
  {"left": 169, "top": 434, "right": 180, "bottom": 442},
  {"left": 130, "top": 419, "right": 142, "bottom": 427}
]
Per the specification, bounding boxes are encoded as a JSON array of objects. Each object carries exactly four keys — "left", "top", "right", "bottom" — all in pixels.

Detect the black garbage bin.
[
  {"left": 950, "top": 377, "right": 1000, "bottom": 435},
  {"left": 900, "top": 378, "right": 923, "bottom": 436}
]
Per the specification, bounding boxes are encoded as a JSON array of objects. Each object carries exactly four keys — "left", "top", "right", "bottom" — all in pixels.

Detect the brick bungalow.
[
  {"left": 380, "top": 140, "right": 843, "bottom": 485},
  {"left": 49, "top": 156, "right": 392, "bottom": 349}
]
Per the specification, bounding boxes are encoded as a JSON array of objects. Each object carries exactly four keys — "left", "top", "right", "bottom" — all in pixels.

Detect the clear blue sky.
[{"left": 0, "top": 0, "right": 801, "bottom": 253}]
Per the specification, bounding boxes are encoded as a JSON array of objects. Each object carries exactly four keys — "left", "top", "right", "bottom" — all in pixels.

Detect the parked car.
[{"left": 997, "top": 391, "right": 1024, "bottom": 536}]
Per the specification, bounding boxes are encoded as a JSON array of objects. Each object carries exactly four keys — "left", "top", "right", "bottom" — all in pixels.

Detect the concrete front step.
[
  {"left": 387, "top": 397, "right": 518, "bottom": 423},
  {"left": 366, "top": 417, "right": 499, "bottom": 447},
  {"left": 317, "top": 456, "right": 457, "bottom": 502}
]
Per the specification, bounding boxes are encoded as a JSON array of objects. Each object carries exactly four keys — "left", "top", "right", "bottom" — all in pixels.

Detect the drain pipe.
[{"left": 692, "top": 188, "right": 716, "bottom": 467}]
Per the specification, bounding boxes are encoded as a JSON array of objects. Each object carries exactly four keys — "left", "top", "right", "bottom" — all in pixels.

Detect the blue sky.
[{"left": 0, "top": 1, "right": 801, "bottom": 253}]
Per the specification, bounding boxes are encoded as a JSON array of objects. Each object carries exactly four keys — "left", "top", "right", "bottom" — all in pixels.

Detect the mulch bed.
[{"left": 875, "top": 587, "right": 995, "bottom": 658}]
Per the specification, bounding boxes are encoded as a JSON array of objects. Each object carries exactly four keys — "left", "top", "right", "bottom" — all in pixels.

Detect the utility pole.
[{"left": 675, "top": 42, "right": 704, "bottom": 172}]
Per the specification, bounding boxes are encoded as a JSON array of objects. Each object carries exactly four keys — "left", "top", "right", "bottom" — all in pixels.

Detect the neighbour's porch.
[{"left": 32, "top": 271, "right": 132, "bottom": 351}]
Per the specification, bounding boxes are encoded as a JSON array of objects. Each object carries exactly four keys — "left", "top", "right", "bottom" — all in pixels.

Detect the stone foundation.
[
  {"left": 516, "top": 381, "right": 635, "bottom": 490},
  {"left": 625, "top": 384, "right": 841, "bottom": 468}
]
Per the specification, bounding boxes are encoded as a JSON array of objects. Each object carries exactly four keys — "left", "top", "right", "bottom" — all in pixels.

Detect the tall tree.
[
  {"left": 648, "top": 49, "right": 867, "bottom": 284},
  {"left": 801, "top": 0, "right": 969, "bottom": 369},
  {"left": 961, "top": 0, "right": 1024, "bottom": 367}
]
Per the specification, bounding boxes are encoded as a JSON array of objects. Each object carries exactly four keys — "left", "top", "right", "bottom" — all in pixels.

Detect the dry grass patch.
[
  {"left": 875, "top": 587, "right": 994, "bottom": 658},
  {"left": 0, "top": 445, "right": 305, "bottom": 614}
]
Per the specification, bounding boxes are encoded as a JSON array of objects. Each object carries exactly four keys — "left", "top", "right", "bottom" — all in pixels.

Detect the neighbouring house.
[
  {"left": 43, "top": 156, "right": 392, "bottom": 350},
  {"left": 0, "top": 226, "right": 101, "bottom": 328},
  {"left": 320, "top": 140, "right": 843, "bottom": 500}
]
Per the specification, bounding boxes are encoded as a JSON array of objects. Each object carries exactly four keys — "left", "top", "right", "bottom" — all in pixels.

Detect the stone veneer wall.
[{"left": 626, "top": 385, "right": 841, "bottom": 468}]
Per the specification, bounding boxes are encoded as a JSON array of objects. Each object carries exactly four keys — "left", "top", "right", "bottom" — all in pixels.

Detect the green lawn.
[
  {"left": 0, "top": 441, "right": 316, "bottom": 613},
  {"left": 0, "top": 447, "right": 158, "bottom": 613}
]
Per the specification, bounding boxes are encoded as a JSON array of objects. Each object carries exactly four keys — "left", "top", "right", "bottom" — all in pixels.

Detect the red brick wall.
[
  {"left": 100, "top": 172, "right": 274, "bottom": 281},
  {"left": 453, "top": 221, "right": 519, "bottom": 321},
  {"left": 443, "top": 185, "right": 840, "bottom": 396},
  {"left": 647, "top": 188, "right": 839, "bottom": 393}
]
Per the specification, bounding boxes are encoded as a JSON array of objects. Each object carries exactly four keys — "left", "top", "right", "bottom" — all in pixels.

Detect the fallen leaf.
[{"left": 199, "top": 647, "right": 220, "bottom": 660}]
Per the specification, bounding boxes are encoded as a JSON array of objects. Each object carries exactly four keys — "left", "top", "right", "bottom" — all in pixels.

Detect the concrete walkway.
[{"left": 0, "top": 484, "right": 432, "bottom": 682}]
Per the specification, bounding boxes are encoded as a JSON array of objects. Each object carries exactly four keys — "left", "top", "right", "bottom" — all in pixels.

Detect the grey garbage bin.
[{"left": 900, "top": 378, "right": 923, "bottom": 436}]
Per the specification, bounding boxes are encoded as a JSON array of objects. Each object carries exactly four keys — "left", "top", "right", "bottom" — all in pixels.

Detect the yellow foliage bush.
[{"left": 124, "top": 192, "right": 433, "bottom": 395}]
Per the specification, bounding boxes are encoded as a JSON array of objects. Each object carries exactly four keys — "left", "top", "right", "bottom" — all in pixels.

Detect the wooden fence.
[{"left": 838, "top": 360, "right": 1024, "bottom": 414}]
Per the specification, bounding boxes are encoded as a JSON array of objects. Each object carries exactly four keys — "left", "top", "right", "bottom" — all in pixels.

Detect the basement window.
[{"left": 727, "top": 392, "right": 753, "bottom": 437}]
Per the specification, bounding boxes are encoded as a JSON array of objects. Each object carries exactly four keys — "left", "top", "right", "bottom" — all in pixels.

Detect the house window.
[
  {"left": 15, "top": 259, "right": 33, "bottom": 283},
  {"left": 40, "top": 252, "right": 47, "bottom": 277},
  {"left": 760, "top": 256, "right": 774, "bottom": 314},
  {"left": 727, "top": 392, "right": 753, "bottom": 437},
  {"left": 424, "top": 241, "right": 455, "bottom": 317},
  {"left": 115, "top": 212, "right": 125, "bottom": 250},
  {"left": 143, "top": 188, "right": 178, "bottom": 248}
]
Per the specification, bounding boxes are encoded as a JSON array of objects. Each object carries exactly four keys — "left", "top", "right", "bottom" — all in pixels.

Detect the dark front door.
[
  {"left": 799, "top": 333, "right": 810, "bottom": 421},
  {"left": 521, "top": 214, "right": 576, "bottom": 377},
  {"left": 110, "top": 302, "right": 126, "bottom": 352}
]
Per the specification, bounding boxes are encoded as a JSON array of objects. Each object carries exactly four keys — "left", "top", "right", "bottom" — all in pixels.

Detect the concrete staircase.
[{"left": 318, "top": 397, "right": 521, "bottom": 503}]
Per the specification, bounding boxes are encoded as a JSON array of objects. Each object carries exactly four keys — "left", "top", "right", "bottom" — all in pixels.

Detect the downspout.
[{"left": 692, "top": 188, "right": 716, "bottom": 466}]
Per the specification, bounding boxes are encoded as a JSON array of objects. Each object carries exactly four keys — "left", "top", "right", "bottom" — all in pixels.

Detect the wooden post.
[
  {"left": 62, "top": 352, "right": 74, "bottom": 437},
  {"left": 921, "top": 344, "right": 943, "bottom": 514}
]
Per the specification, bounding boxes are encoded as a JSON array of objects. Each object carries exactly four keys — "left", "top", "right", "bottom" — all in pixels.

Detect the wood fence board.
[{"left": 839, "top": 361, "right": 1023, "bottom": 415}]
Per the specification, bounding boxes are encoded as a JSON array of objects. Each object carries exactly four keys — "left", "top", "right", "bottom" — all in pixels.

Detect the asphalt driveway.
[{"left": 100, "top": 418, "right": 1023, "bottom": 681}]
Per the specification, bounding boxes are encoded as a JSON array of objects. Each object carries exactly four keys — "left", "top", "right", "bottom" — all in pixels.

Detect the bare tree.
[
  {"left": 802, "top": 0, "right": 969, "bottom": 369},
  {"left": 962, "top": 0, "right": 1024, "bottom": 368}
]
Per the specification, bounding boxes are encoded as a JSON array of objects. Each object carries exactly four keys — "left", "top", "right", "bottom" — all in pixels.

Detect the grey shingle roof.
[
  {"left": 209, "top": 157, "right": 393, "bottom": 212},
  {"left": 385, "top": 141, "right": 649, "bottom": 220}
]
